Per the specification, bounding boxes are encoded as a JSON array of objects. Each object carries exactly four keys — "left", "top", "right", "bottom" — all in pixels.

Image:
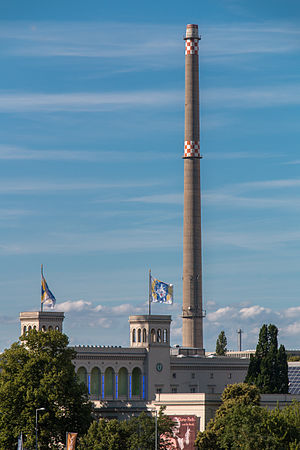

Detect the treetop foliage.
[
  {"left": 195, "top": 383, "right": 300, "bottom": 449},
  {"left": 245, "top": 323, "right": 289, "bottom": 394},
  {"left": 215, "top": 331, "right": 227, "bottom": 356},
  {"left": 0, "top": 329, "right": 93, "bottom": 449},
  {"left": 78, "top": 407, "right": 175, "bottom": 450}
]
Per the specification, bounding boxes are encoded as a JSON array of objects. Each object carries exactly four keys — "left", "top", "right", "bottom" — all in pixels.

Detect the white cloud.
[
  {"left": 0, "top": 90, "right": 182, "bottom": 113},
  {"left": 2, "top": 21, "right": 300, "bottom": 64},
  {"left": 203, "top": 192, "right": 300, "bottom": 210},
  {"left": 204, "top": 84, "right": 300, "bottom": 109},
  {"left": 239, "top": 305, "right": 271, "bottom": 319},
  {"left": 0, "top": 225, "right": 181, "bottom": 255},
  {"left": 95, "top": 318, "right": 112, "bottom": 329},
  {"left": 207, "top": 306, "right": 236, "bottom": 322},
  {"left": 127, "top": 193, "right": 183, "bottom": 204},
  {"left": 0, "top": 179, "right": 158, "bottom": 195},
  {"left": 57, "top": 300, "right": 92, "bottom": 312},
  {"left": 284, "top": 307, "right": 300, "bottom": 318},
  {"left": 0, "top": 145, "right": 176, "bottom": 162},
  {"left": 283, "top": 322, "right": 300, "bottom": 336}
]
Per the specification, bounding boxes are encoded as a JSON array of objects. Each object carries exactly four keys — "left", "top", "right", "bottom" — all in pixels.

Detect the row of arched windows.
[
  {"left": 77, "top": 366, "right": 144, "bottom": 399},
  {"left": 132, "top": 328, "right": 168, "bottom": 344},
  {"left": 23, "top": 325, "right": 60, "bottom": 334}
]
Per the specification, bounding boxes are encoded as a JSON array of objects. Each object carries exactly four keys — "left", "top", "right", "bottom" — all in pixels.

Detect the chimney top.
[{"left": 186, "top": 24, "right": 199, "bottom": 39}]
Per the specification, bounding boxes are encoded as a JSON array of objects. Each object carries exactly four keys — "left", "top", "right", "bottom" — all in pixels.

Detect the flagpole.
[
  {"left": 41, "top": 264, "right": 43, "bottom": 312},
  {"left": 148, "top": 269, "right": 151, "bottom": 316}
]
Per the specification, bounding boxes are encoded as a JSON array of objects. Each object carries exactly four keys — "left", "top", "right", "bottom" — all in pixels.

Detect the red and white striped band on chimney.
[
  {"left": 185, "top": 39, "right": 199, "bottom": 55},
  {"left": 184, "top": 140, "right": 200, "bottom": 158}
]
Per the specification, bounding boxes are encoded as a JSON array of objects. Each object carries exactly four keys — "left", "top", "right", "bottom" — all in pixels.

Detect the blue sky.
[{"left": 1, "top": 0, "right": 300, "bottom": 352}]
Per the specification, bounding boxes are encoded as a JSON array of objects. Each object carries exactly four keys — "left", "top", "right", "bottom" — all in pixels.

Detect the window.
[
  {"left": 191, "top": 373, "right": 195, "bottom": 379},
  {"left": 41, "top": 326, "right": 46, "bottom": 332},
  {"left": 210, "top": 373, "right": 214, "bottom": 379},
  {"left": 157, "top": 329, "right": 162, "bottom": 343},
  {"left": 151, "top": 329, "right": 156, "bottom": 343},
  {"left": 91, "top": 367, "right": 101, "bottom": 397},
  {"left": 132, "top": 367, "right": 142, "bottom": 396},
  {"left": 228, "top": 373, "right": 232, "bottom": 379},
  {"left": 77, "top": 367, "right": 87, "bottom": 387},
  {"left": 104, "top": 367, "right": 114, "bottom": 396},
  {"left": 132, "top": 329, "right": 136, "bottom": 343},
  {"left": 23, "top": 326, "right": 27, "bottom": 334},
  {"left": 137, "top": 328, "right": 141, "bottom": 343},
  {"left": 190, "top": 387, "right": 196, "bottom": 393},
  {"left": 171, "top": 387, "right": 177, "bottom": 393},
  {"left": 48, "top": 326, "right": 53, "bottom": 331},
  {"left": 143, "top": 328, "right": 147, "bottom": 343},
  {"left": 172, "top": 373, "right": 176, "bottom": 379},
  {"left": 156, "top": 388, "right": 162, "bottom": 394},
  {"left": 163, "top": 329, "right": 168, "bottom": 343},
  {"left": 55, "top": 326, "right": 59, "bottom": 331},
  {"left": 118, "top": 367, "right": 128, "bottom": 397}
]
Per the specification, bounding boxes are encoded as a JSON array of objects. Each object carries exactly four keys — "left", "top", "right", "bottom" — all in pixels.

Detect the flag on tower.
[
  {"left": 151, "top": 276, "right": 173, "bottom": 304},
  {"left": 41, "top": 265, "right": 56, "bottom": 308}
]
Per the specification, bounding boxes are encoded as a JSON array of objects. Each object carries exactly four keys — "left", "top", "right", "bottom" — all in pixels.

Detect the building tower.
[{"left": 182, "top": 24, "right": 204, "bottom": 351}]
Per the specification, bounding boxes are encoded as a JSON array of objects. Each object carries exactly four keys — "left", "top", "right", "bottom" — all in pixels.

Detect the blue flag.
[
  {"left": 41, "top": 265, "right": 56, "bottom": 307},
  {"left": 151, "top": 277, "right": 173, "bottom": 304}
]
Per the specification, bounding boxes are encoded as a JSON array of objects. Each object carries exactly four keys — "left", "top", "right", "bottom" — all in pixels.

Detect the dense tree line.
[
  {"left": 78, "top": 408, "right": 175, "bottom": 449},
  {"left": 0, "top": 330, "right": 174, "bottom": 449},
  {"left": 0, "top": 330, "right": 93, "bottom": 449},
  {"left": 195, "top": 383, "right": 300, "bottom": 449}
]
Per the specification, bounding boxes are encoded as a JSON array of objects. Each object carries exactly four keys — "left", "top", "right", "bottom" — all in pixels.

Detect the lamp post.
[{"left": 35, "top": 408, "right": 45, "bottom": 450}]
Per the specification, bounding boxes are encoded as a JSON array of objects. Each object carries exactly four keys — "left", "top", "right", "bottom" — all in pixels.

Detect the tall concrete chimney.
[{"left": 182, "top": 24, "right": 204, "bottom": 351}]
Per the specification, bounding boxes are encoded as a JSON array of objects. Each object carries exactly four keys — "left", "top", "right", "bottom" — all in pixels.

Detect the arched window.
[
  {"left": 41, "top": 326, "right": 46, "bottom": 332},
  {"left": 132, "top": 367, "right": 142, "bottom": 396},
  {"left": 143, "top": 328, "right": 147, "bottom": 343},
  {"left": 104, "top": 367, "right": 114, "bottom": 396},
  {"left": 151, "top": 329, "right": 156, "bottom": 343},
  {"left": 55, "top": 326, "right": 59, "bottom": 331},
  {"left": 163, "top": 329, "right": 168, "bottom": 343},
  {"left": 132, "top": 329, "right": 136, "bottom": 343},
  {"left": 91, "top": 367, "right": 101, "bottom": 397},
  {"left": 77, "top": 367, "right": 87, "bottom": 387},
  {"left": 157, "top": 329, "right": 162, "bottom": 343},
  {"left": 118, "top": 367, "right": 128, "bottom": 397},
  {"left": 48, "top": 326, "right": 53, "bottom": 331},
  {"left": 33, "top": 325, "right": 37, "bottom": 330},
  {"left": 28, "top": 326, "right": 32, "bottom": 331},
  {"left": 137, "top": 328, "right": 141, "bottom": 343},
  {"left": 23, "top": 326, "right": 27, "bottom": 335}
]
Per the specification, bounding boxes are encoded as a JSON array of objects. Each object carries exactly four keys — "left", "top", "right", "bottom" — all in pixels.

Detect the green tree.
[
  {"left": 215, "top": 331, "right": 227, "bottom": 356},
  {"left": 195, "top": 383, "right": 300, "bottom": 449},
  {"left": 78, "top": 408, "right": 175, "bottom": 450},
  {"left": 0, "top": 329, "right": 93, "bottom": 449},
  {"left": 245, "top": 324, "right": 288, "bottom": 393}
]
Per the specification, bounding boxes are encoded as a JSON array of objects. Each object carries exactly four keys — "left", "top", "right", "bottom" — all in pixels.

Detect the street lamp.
[{"left": 35, "top": 408, "right": 45, "bottom": 450}]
